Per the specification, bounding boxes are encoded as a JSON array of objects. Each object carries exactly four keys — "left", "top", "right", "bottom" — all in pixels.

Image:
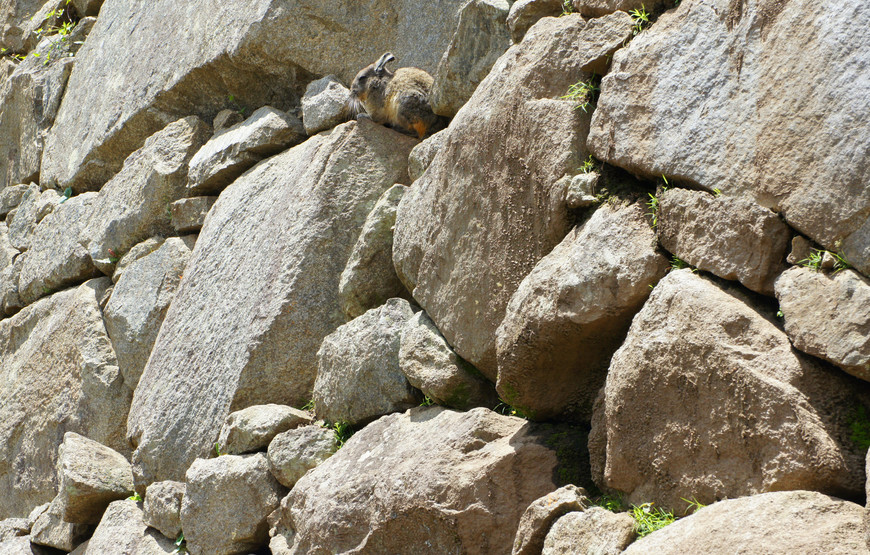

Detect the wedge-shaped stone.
[
  {"left": 266, "top": 425, "right": 336, "bottom": 488},
  {"left": 590, "top": 270, "right": 870, "bottom": 511},
  {"left": 103, "top": 236, "right": 195, "bottom": 390},
  {"left": 393, "top": 12, "right": 634, "bottom": 379},
  {"left": 512, "top": 485, "right": 590, "bottom": 555},
  {"left": 657, "top": 188, "right": 790, "bottom": 295},
  {"left": 187, "top": 107, "right": 304, "bottom": 195},
  {"left": 496, "top": 201, "right": 668, "bottom": 420},
  {"left": 217, "top": 404, "right": 313, "bottom": 456},
  {"left": 0, "top": 278, "right": 131, "bottom": 519},
  {"left": 588, "top": 0, "right": 870, "bottom": 276},
  {"left": 314, "top": 298, "right": 419, "bottom": 426},
  {"left": 279, "top": 407, "right": 591, "bottom": 555},
  {"left": 543, "top": 508, "right": 636, "bottom": 555},
  {"left": 81, "top": 500, "right": 175, "bottom": 555},
  {"left": 181, "top": 454, "right": 285, "bottom": 555},
  {"left": 17, "top": 192, "right": 100, "bottom": 306},
  {"left": 82, "top": 116, "right": 210, "bottom": 276},
  {"left": 40, "top": 0, "right": 466, "bottom": 191},
  {"left": 30, "top": 498, "right": 91, "bottom": 552},
  {"left": 338, "top": 184, "right": 409, "bottom": 320},
  {"left": 143, "top": 481, "right": 184, "bottom": 541},
  {"left": 170, "top": 196, "right": 215, "bottom": 233},
  {"left": 301, "top": 76, "right": 348, "bottom": 136},
  {"left": 775, "top": 267, "right": 870, "bottom": 382},
  {"left": 8, "top": 184, "right": 58, "bottom": 251},
  {"left": 55, "top": 432, "right": 134, "bottom": 525},
  {"left": 623, "top": 491, "right": 868, "bottom": 554},
  {"left": 127, "top": 120, "right": 415, "bottom": 490}
]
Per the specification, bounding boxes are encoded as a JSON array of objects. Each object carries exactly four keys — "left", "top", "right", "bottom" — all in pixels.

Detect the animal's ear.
[{"left": 374, "top": 52, "right": 396, "bottom": 75}]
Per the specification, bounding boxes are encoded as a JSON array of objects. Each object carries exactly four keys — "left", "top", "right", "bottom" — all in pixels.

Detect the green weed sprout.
[{"left": 631, "top": 502, "right": 675, "bottom": 537}]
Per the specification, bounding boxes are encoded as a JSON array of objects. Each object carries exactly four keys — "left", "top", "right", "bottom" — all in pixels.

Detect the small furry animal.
[{"left": 348, "top": 52, "right": 443, "bottom": 139}]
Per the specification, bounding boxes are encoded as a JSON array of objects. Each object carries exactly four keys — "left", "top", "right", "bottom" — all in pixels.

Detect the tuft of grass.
[
  {"left": 173, "top": 533, "right": 187, "bottom": 554},
  {"left": 561, "top": 0, "right": 575, "bottom": 15},
  {"left": 629, "top": 4, "right": 651, "bottom": 35},
  {"left": 561, "top": 75, "right": 600, "bottom": 113},
  {"left": 848, "top": 405, "right": 870, "bottom": 451},
  {"left": 712, "top": 187, "right": 722, "bottom": 196},
  {"left": 680, "top": 497, "right": 706, "bottom": 515},
  {"left": 646, "top": 193, "right": 660, "bottom": 228},
  {"left": 798, "top": 248, "right": 851, "bottom": 273},
  {"left": 670, "top": 256, "right": 697, "bottom": 273},
  {"left": 593, "top": 493, "right": 626, "bottom": 512},
  {"left": 127, "top": 492, "right": 143, "bottom": 502},
  {"left": 214, "top": 442, "right": 223, "bottom": 457},
  {"left": 330, "top": 421, "right": 354, "bottom": 448},
  {"left": 420, "top": 395, "right": 436, "bottom": 407},
  {"left": 579, "top": 155, "right": 598, "bottom": 174},
  {"left": 630, "top": 502, "right": 675, "bottom": 537},
  {"left": 301, "top": 399, "right": 315, "bottom": 412}
]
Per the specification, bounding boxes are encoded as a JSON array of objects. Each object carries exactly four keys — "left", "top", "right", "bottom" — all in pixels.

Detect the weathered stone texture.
[
  {"left": 542, "top": 507, "right": 637, "bottom": 555},
  {"left": 187, "top": 106, "right": 304, "bottom": 195},
  {"left": 301, "top": 75, "right": 349, "bottom": 135},
  {"left": 0, "top": 279, "right": 131, "bottom": 519},
  {"left": 280, "top": 407, "right": 587, "bottom": 555},
  {"left": 82, "top": 116, "right": 210, "bottom": 275},
  {"left": 30, "top": 498, "right": 91, "bottom": 552},
  {"left": 217, "top": 404, "right": 313, "bottom": 456},
  {"left": 40, "top": 0, "right": 465, "bottom": 191},
  {"left": 103, "top": 236, "right": 195, "bottom": 390},
  {"left": 127, "top": 120, "right": 415, "bottom": 489},
  {"left": 496, "top": 200, "right": 668, "bottom": 420},
  {"left": 338, "top": 184, "right": 409, "bottom": 320},
  {"left": 506, "top": 0, "right": 563, "bottom": 43},
  {"left": 170, "top": 196, "right": 215, "bottom": 233},
  {"left": 266, "top": 425, "right": 336, "bottom": 488},
  {"left": 623, "top": 491, "right": 869, "bottom": 554},
  {"left": 394, "top": 12, "right": 634, "bottom": 379},
  {"left": 590, "top": 270, "right": 870, "bottom": 511},
  {"left": 512, "top": 485, "right": 590, "bottom": 555},
  {"left": 80, "top": 500, "right": 175, "bottom": 555},
  {"left": 143, "top": 481, "right": 185, "bottom": 541},
  {"left": 657, "top": 188, "right": 790, "bottom": 294},
  {"left": 588, "top": 0, "right": 870, "bottom": 277},
  {"left": 314, "top": 298, "right": 420, "bottom": 426},
  {"left": 775, "top": 266, "right": 870, "bottom": 382},
  {"left": 181, "top": 454, "right": 285, "bottom": 555}
]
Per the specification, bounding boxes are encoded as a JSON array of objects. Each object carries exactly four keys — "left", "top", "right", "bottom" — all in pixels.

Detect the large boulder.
[
  {"left": 127, "top": 120, "right": 415, "bottom": 490},
  {"left": 393, "top": 12, "right": 634, "bottom": 379},
  {"left": 587, "top": 0, "right": 870, "bottom": 277},
  {"left": 266, "top": 425, "right": 336, "bottom": 488},
  {"left": 16, "top": 191, "right": 101, "bottom": 306},
  {"left": 398, "top": 310, "right": 497, "bottom": 410},
  {"left": 338, "top": 184, "right": 409, "bottom": 320},
  {"left": 103, "top": 236, "right": 196, "bottom": 390},
  {"left": 496, "top": 200, "right": 668, "bottom": 420},
  {"left": 80, "top": 500, "right": 175, "bottom": 555},
  {"left": 186, "top": 106, "right": 305, "bottom": 195},
  {"left": 314, "top": 298, "right": 419, "bottom": 426},
  {"left": 81, "top": 116, "right": 210, "bottom": 275},
  {"left": 0, "top": 279, "right": 131, "bottom": 519},
  {"left": 430, "top": 0, "right": 512, "bottom": 117},
  {"left": 39, "top": 0, "right": 466, "bottom": 191},
  {"left": 55, "top": 432, "right": 134, "bottom": 525},
  {"left": 623, "top": 491, "right": 868, "bottom": 554},
  {"left": 775, "top": 266, "right": 870, "bottom": 382},
  {"left": 30, "top": 498, "right": 91, "bottom": 552},
  {"left": 278, "top": 407, "right": 590, "bottom": 555},
  {"left": 511, "top": 485, "right": 590, "bottom": 555},
  {"left": 590, "top": 270, "right": 870, "bottom": 511},
  {"left": 657, "top": 188, "right": 790, "bottom": 295},
  {"left": 143, "top": 481, "right": 185, "bottom": 541},
  {"left": 180, "top": 454, "right": 285, "bottom": 555}
]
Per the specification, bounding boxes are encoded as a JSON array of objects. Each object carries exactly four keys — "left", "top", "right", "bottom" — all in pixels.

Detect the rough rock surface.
[
  {"left": 0, "top": 184, "right": 28, "bottom": 217},
  {"left": 623, "top": 491, "right": 868, "bottom": 554},
  {"left": 128, "top": 120, "right": 415, "bottom": 489},
  {"left": 0, "top": 0, "right": 44, "bottom": 52},
  {"left": 587, "top": 0, "right": 870, "bottom": 277},
  {"left": 55, "top": 432, "right": 134, "bottom": 525},
  {"left": 0, "top": 36, "right": 74, "bottom": 189},
  {"left": 496, "top": 201, "right": 668, "bottom": 420},
  {"left": 572, "top": 0, "right": 668, "bottom": 18},
  {"left": 181, "top": 454, "right": 285, "bottom": 555},
  {"left": 775, "top": 267, "right": 870, "bottom": 381},
  {"left": 212, "top": 109, "right": 243, "bottom": 133},
  {"left": 506, "top": 0, "right": 563, "bottom": 43},
  {"left": 70, "top": 0, "right": 102, "bottom": 17},
  {"left": 0, "top": 279, "right": 131, "bottom": 519},
  {"left": 81, "top": 500, "right": 175, "bottom": 555},
  {"left": 103, "top": 236, "right": 195, "bottom": 390},
  {"left": 407, "top": 129, "right": 447, "bottom": 182},
  {"left": 217, "top": 404, "right": 313, "bottom": 456},
  {"left": 187, "top": 106, "right": 305, "bottom": 195},
  {"left": 511, "top": 485, "right": 590, "bottom": 555},
  {"left": 81, "top": 116, "right": 209, "bottom": 275},
  {"left": 393, "top": 13, "right": 634, "bottom": 379},
  {"left": 338, "top": 184, "right": 409, "bottom": 320},
  {"left": 280, "top": 407, "right": 588, "bottom": 555},
  {"left": 0, "top": 222, "right": 16, "bottom": 271},
  {"left": 430, "top": 0, "right": 511, "bottom": 118},
  {"left": 0, "top": 253, "right": 23, "bottom": 314},
  {"left": 301, "top": 76, "right": 349, "bottom": 135},
  {"left": 590, "top": 270, "right": 870, "bottom": 511},
  {"left": 314, "top": 298, "right": 419, "bottom": 426},
  {"left": 399, "top": 310, "right": 496, "bottom": 410},
  {"left": 657, "top": 188, "right": 790, "bottom": 294},
  {"left": 8, "top": 184, "right": 57, "bottom": 251},
  {"left": 170, "top": 196, "right": 215, "bottom": 233},
  {"left": 143, "top": 481, "right": 185, "bottom": 540},
  {"left": 16, "top": 192, "right": 100, "bottom": 306},
  {"left": 0, "top": 518, "right": 28, "bottom": 541},
  {"left": 30, "top": 498, "right": 91, "bottom": 552},
  {"left": 542, "top": 507, "right": 637, "bottom": 555},
  {"left": 266, "top": 425, "right": 336, "bottom": 488},
  {"left": 40, "top": 0, "right": 466, "bottom": 191},
  {"left": 111, "top": 236, "right": 164, "bottom": 284}
]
